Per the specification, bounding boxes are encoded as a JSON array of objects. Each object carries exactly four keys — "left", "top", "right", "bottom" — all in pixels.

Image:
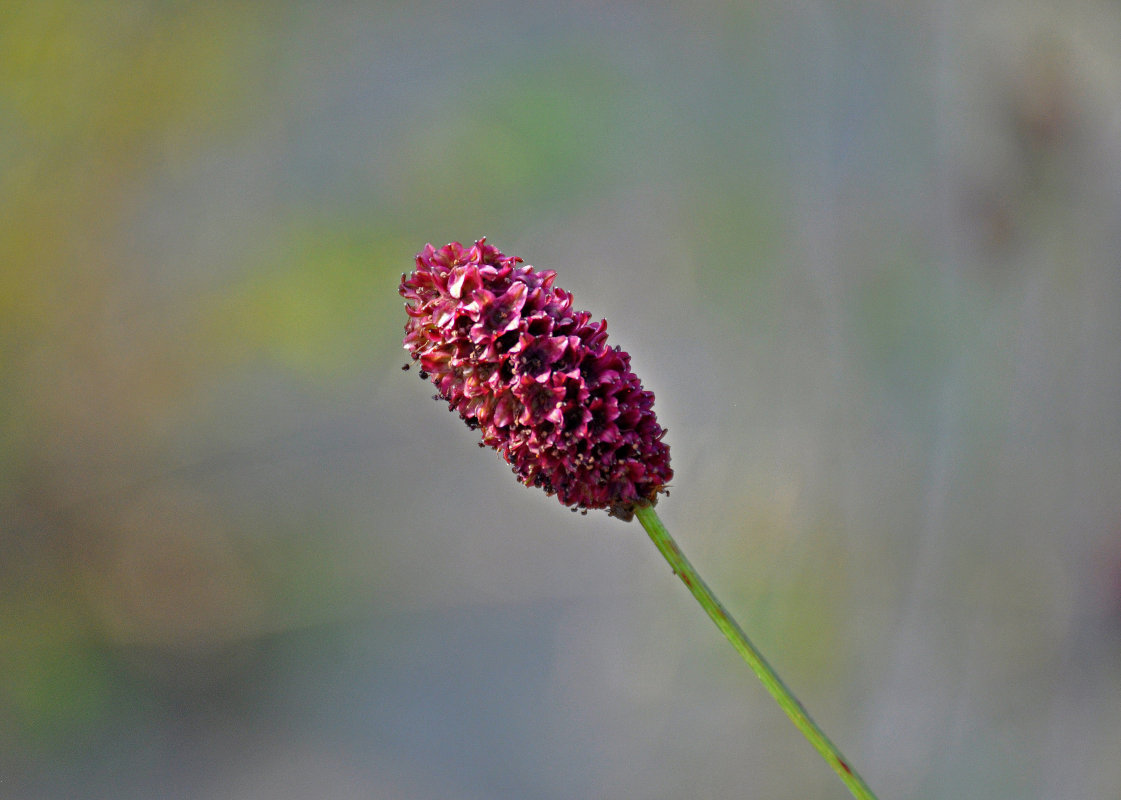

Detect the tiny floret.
[{"left": 400, "top": 239, "right": 672, "bottom": 519}]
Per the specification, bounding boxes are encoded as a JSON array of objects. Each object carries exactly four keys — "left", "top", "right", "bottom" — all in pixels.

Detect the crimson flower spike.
[
  {"left": 399, "top": 238, "right": 672, "bottom": 520},
  {"left": 400, "top": 239, "right": 878, "bottom": 800}
]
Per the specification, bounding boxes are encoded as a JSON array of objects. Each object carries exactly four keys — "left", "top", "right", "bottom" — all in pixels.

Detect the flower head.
[{"left": 400, "top": 238, "right": 672, "bottom": 519}]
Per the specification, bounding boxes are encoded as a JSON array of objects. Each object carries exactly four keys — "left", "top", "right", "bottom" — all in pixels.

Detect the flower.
[{"left": 400, "top": 238, "right": 672, "bottom": 519}]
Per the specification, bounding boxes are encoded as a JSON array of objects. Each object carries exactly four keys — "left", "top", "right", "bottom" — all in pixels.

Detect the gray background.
[{"left": 3, "top": 1, "right": 1121, "bottom": 797}]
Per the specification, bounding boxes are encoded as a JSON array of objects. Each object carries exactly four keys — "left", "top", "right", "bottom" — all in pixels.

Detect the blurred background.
[{"left": 3, "top": 1, "right": 1121, "bottom": 798}]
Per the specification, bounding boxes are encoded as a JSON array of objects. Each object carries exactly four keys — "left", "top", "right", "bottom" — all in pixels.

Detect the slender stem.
[{"left": 633, "top": 503, "right": 878, "bottom": 800}]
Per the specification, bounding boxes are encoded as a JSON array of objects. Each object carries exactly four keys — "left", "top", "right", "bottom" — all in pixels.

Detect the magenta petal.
[
  {"left": 488, "top": 282, "right": 527, "bottom": 332},
  {"left": 448, "top": 265, "right": 481, "bottom": 298},
  {"left": 493, "top": 391, "right": 518, "bottom": 428}
]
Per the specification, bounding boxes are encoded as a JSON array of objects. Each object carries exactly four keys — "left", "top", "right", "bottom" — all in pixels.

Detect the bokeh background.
[{"left": 4, "top": 1, "right": 1121, "bottom": 798}]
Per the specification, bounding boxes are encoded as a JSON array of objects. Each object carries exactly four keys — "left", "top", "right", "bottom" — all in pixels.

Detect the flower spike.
[
  {"left": 400, "top": 238, "right": 672, "bottom": 519},
  {"left": 399, "top": 239, "right": 879, "bottom": 800}
]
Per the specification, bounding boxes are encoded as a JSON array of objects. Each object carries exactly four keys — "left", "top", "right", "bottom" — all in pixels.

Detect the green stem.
[{"left": 633, "top": 503, "right": 878, "bottom": 800}]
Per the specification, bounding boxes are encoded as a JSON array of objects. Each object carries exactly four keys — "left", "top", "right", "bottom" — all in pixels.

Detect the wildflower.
[{"left": 400, "top": 238, "right": 671, "bottom": 519}]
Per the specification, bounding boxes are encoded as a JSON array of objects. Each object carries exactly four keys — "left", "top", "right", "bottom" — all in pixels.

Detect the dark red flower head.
[{"left": 400, "top": 238, "right": 672, "bottom": 520}]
